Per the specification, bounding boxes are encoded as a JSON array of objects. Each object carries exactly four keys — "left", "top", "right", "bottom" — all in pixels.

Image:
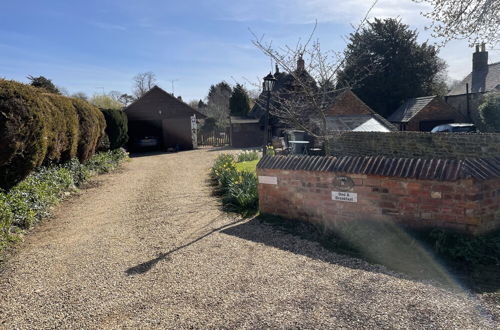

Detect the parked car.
[
  {"left": 133, "top": 136, "right": 160, "bottom": 148},
  {"left": 431, "top": 123, "right": 477, "bottom": 133}
]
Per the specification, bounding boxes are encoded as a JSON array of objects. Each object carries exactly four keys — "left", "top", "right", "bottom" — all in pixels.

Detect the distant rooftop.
[
  {"left": 388, "top": 96, "right": 436, "bottom": 123},
  {"left": 326, "top": 115, "right": 392, "bottom": 132}
]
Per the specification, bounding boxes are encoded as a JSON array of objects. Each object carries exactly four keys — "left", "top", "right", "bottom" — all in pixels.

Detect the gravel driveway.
[{"left": 0, "top": 148, "right": 497, "bottom": 329}]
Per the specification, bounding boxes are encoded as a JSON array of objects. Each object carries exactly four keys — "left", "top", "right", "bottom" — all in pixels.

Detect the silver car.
[{"left": 431, "top": 123, "right": 477, "bottom": 133}]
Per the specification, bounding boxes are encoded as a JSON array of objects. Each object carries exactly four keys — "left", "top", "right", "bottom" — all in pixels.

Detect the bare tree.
[
  {"left": 251, "top": 1, "right": 379, "bottom": 154},
  {"left": 415, "top": 0, "right": 500, "bottom": 46},
  {"left": 133, "top": 72, "right": 157, "bottom": 98}
]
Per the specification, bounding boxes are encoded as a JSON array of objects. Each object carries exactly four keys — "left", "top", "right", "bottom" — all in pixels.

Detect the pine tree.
[
  {"left": 337, "top": 18, "right": 447, "bottom": 118},
  {"left": 229, "top": 84, "right": 251, "bottom": 116}
]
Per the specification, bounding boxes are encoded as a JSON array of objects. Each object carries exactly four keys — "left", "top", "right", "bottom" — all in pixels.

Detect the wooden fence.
[{"left": 198, "top": 129, "right": 230, "bottom": 146}]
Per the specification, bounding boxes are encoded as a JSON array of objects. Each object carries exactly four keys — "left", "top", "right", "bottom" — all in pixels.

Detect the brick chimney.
[
  {"left": 297, "top": 55, "right": 305, "bottom": 71},
  {"left": 471, "top": 43, "right": 489, "bottom": 93},
  {"left": 472, "top": 43, "right": 488, "bottom": 72}
]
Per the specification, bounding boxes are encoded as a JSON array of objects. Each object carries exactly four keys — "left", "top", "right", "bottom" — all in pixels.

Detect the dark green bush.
[
  {"left": 0, "top": 80, "right": 50, "bottom": 189},
  {"left": 101, "top": 109, "right": 128, "bottom": 150},
  {"left": 43, "top": 94, "right": 79, "bottom": 163},
  {"left": 70, "top": 98, "right": 106, "bottom": 163},
  {"left": 0, "top": 80, "right": 107, "bottom": 190}
]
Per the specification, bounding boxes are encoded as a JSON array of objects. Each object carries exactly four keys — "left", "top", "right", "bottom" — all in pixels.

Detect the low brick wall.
[
  {"left": 327, "top": 131, "right": 500, "bottom": 159},
  {"left": 257, "top": 156, "right": 500, "bottom": 234}
]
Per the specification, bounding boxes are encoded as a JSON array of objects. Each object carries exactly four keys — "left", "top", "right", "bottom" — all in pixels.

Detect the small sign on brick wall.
[
  {"left": 332, "top": 191, "right": 357, "bottom": 203},
  {"left": 258, "top": 176, "right": 278, "bottom": 185}
]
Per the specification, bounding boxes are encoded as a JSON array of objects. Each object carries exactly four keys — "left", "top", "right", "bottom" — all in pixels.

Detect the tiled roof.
[
  {"left": 257, "top": 155, "right": 500, "bottom": 181},
  {"left": 388, "top": 96, "right": 436, "bottom": 123},
  {"left": 448, "top": 62, "right": 500, "bottom": 96},
  {"left": 124, "top": 86, "right": 207, "bottom": 119}
]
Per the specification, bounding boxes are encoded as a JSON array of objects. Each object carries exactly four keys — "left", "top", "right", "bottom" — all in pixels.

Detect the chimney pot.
[
  {"left": 297, "top": 55, "right": 305, "bottom": 71},
  {"left": 472, "top": 44, "right": 488, "bottom": 72}
]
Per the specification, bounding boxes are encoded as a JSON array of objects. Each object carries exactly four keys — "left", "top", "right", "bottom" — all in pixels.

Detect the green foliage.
[
  {"left": 337, "top": 18, "right": 447, "bottom": 117},
  {"left": 0, "top": 150, "right": 128, "bottom": 254},
  {"left": 211, "top": 154, "right": 238, "bottom": 192},
  {"left": 229, "top": 84, "right": 251, "bottom": 116},
  {"left": 211, "top": 153, "right": 259, "bottom": 215},
  {"left": 0, "top": 194, "right": 14, "bottom": 250},
  {"left": 479, "top": 92, "right": 500, "bottom": 132},
  {"left": 27, "top": 75, "right": 60, "bottom": 94},
  {"left": 89, "top": 94, "right": 123, "bottom": 110},
  {"left": 43, "top": 94, "right": 79, "bottom": 162},
  {"left": 236, "top": 150, "right": 260, "bottom": 162},
  {"left": 0, "top": 80, "right": 52, "bottom": 189},
  {"left": 201, "top": 117, "right": 217, "bottom": 134},
  {"left": 0, "top": 79, "right": 107, "bottom": 189},
  {"left": 427, "top": 229, "right": 500, "bottom": 266},
  {"left": 235, "top": 160, "right": 259, "bottom": 173},
  {"left": 206, "top": 81, "right": 232, "bottom": 128},
  {"left": 226, "top": 171, "right": 259, "bottom": 212},
  {"left": 70, "top": 98, "right": 106, "bottom": 163},
  {"left": 101, "top": 109, "right": 129, "bottom": 149},
  {"left": 85, "top": 149, "right": 129, "bottom": 174}
]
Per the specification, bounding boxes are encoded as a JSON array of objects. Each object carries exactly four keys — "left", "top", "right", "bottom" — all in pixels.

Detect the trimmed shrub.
[
  {"left": 0, "top": 80, "right": 50, "bottom": 189},
  {"left": 0, "top": 79, "right": 107, "bottom": 190},
  {"left": 43, "top": 94, "right": 79, "bottom": 163},
  {"left": 70, "top": 98, "right": 106, "bottom": 163},
  {"left": 101, "top": 109, "right": 128, "bottom": 150}
]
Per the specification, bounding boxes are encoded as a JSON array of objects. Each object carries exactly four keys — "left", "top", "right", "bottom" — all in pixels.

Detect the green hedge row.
[
  {"left": 101, "top": 109, "right": 128, "bottom": 150},
  {"left": 0, "top": 80, "right": 106, "bottom": 190}
]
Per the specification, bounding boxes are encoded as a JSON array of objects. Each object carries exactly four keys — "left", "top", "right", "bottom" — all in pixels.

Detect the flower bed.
[{"left": 211, "top": 152, "right": 259, "bottom": 215}]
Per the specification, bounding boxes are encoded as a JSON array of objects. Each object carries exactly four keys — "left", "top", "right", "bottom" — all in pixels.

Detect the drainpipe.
[{"left": 466, "top": 83, "right": 471, "bottom": 121}]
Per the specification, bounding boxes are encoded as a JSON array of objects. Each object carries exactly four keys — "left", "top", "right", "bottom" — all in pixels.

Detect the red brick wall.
[{"left": 257, "top": 168, "right": 500, "bottom": 234}]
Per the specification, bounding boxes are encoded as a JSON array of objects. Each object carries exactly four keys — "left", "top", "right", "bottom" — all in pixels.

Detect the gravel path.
[{"left": 0, "top": 148, "right": 497, "bottom": 329}]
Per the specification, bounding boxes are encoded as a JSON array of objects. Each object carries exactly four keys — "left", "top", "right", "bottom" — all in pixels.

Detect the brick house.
[
  {"left": 325, "top": 89, "right": 395, "bottom": 132},
  {"left": 445, "top": 44, "right": 500, "bottom": 124},
  {"left": 124, "top": 86, "right": 206, "bottom": 150},
  {"left": 388, "top": 95, "right": 467, "bottom": 131}
]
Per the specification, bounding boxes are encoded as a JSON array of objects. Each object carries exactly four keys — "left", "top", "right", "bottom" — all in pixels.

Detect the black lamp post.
[{"left": 262, "top": 72, "right": 276, "bottom": 155}]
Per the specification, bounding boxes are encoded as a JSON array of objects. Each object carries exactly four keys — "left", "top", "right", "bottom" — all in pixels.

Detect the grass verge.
[{"left": 0, "top": 149, "right": 129, "bottom": 257}]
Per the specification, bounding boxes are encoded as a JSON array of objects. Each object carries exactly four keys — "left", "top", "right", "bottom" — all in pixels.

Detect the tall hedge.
[
  {"left": 0, "top": 81, "right": 50, "bottom": 189},
  {"left": 0, "top": 79, "right": 106, "bottom": 190},
  {"left": 70, "top": 98, "right": 106, "bottom": 163},
  {"left": 43, "top": 94, "right": 79, "bottom": 163},
  {"left": 101, "top": 109, "right": 128, "bottom": 149}
]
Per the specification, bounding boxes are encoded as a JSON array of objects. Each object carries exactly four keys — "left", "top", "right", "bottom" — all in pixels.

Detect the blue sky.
[{"left": 1, "top": 0, "right": 499, "bottom": 102}]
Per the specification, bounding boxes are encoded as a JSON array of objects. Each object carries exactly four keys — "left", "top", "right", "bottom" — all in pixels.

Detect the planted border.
[
  {"left": 0, "top": 149, "right": 128, "bottom": 255},
  {"left": 211, "top": 152, "right": 259, "bottom": 215}
]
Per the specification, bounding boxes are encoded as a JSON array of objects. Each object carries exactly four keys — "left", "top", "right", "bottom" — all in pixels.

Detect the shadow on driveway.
[{"left": 125, "top": 219, "right": 244, "bottom": 276}]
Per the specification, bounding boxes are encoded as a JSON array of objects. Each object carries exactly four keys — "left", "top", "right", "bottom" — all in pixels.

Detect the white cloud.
[{"left": 88, "top": 21, "right": 127, "bottom": 31}]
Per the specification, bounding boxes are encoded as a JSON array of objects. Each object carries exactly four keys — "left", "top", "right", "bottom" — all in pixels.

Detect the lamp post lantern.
[{"left": 262, "top": 72, "right": 277, "bottom": 155}]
